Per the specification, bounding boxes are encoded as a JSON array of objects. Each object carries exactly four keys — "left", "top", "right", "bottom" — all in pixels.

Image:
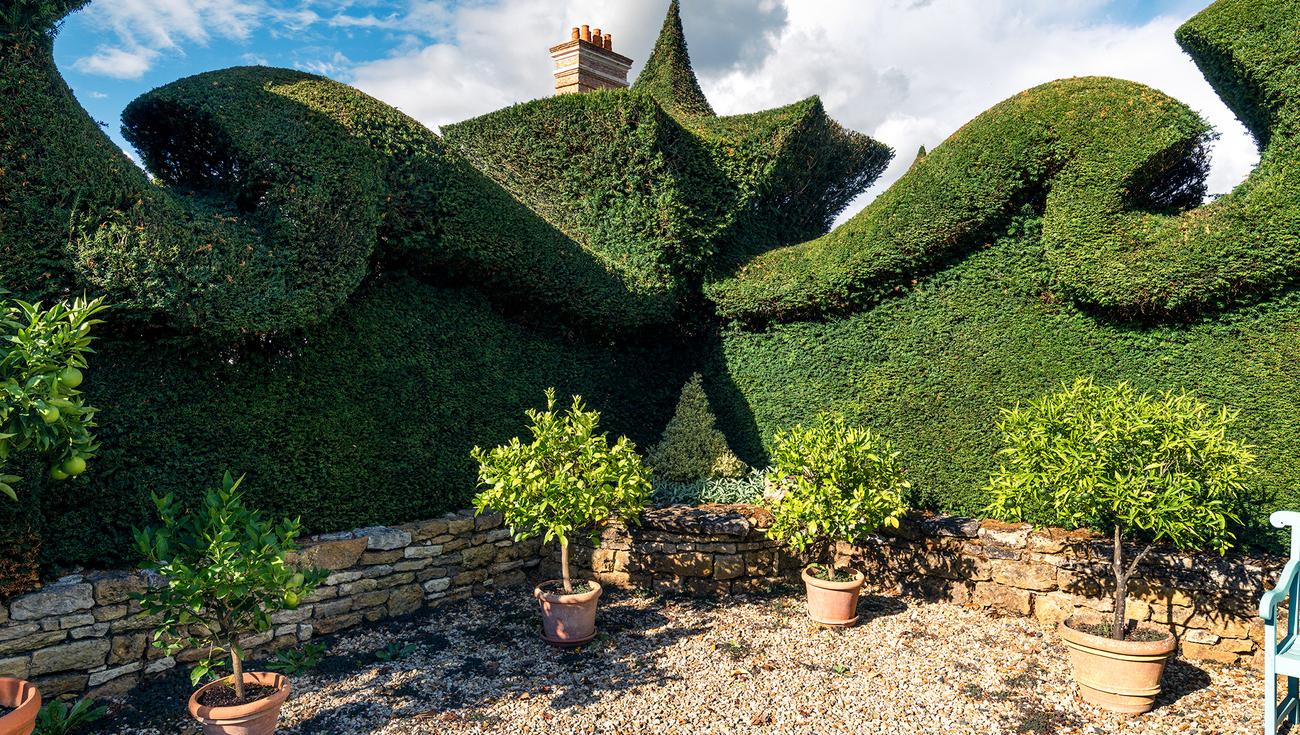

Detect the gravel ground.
[{"left": 94, "top": 586, "right": 1260, "bottom": 735}]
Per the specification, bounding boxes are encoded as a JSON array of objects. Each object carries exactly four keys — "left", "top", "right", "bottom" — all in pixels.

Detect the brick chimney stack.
[{"left": 550, "top": 22, "right": 633, "bottom": 95}]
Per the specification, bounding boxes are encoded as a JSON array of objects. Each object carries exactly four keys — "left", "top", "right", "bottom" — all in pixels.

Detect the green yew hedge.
[
  {"left": 0, "top": 0, "right": 1298, "bottom": 579},
  {"left": 709, "top": 0, "right": 1300, "bottom": 325},
  {"left": 13, "top": 276, "right": 689, "bottom": 570},
  {"left": 708, "top": 213, "right": 1299, "bottom": 550}
]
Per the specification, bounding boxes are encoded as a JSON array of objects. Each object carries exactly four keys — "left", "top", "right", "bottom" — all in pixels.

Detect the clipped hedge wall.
[
  {"left": 709, "top": 214, "right": 1300, "bottom": 550},
  {"left": 708, "top": 0, "right": 1300, "bottom": 325},
  {"left": 118, "top": 67, "right": 677, "bottom": 332},
  {"left": 444, "top": 91, "right": 888, "bottom": 298},
  {"left": 22, "top": 274, "right": 689, "bottom": 569},
  {"left": 3, "top": 0, "right": 1298, "bottom": 574}
]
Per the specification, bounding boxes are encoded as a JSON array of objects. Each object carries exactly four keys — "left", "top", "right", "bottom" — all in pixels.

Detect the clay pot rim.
[
  {"left": 187, "top": 671, "right": 290, "bottom": 722},
  {"left": 0, "top": 677, "right": 41, "bottom": 724},
  {"left": 1059, "top": 617, "right": 1177, "bottom": 656},
  {"left": 801, "top": 566, "right": 865, "bottom": 591},
  {"left": 534, "top": 579, "right": 603, "bottom": 605}
]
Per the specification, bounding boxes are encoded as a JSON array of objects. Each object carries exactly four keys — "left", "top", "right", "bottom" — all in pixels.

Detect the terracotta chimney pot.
[
  {"left": 604, "top": 33, "right": 613, "bottom": 50},
  {"left": 571, "top": 27, "right": 579, "bottom": 40},
  {"left": 581, "top": 24, "right": 591, "bottom": 42}
]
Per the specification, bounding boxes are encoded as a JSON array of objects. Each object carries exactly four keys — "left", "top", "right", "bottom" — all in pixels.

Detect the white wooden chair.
[{"left": 1261, "top": 511, "right": 1300, "bottom": 733}]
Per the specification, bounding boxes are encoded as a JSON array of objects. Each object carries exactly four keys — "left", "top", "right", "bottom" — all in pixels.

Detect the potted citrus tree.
[
  {"left": 987, "top": 378, "right": 1252, "bottom": 714},
  {"left": 766, "top": 414, "right": 909, "bottom": 626},
  {"left": 472, "top": 389, "right": 651, "bottom": 646},
  {"left": 0, "top": 294, "right": 105, "bottom": 735},
  {"left": 134, "top": 472, "right": 325, "bottom": 735}
]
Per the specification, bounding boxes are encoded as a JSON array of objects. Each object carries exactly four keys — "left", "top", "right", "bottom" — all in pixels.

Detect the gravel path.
[{"left": 95, "top": 586, "right": 1260, "bottom": 735}]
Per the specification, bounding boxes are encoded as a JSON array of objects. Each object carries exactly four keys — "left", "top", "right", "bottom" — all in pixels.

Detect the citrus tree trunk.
[
  {"left": 1112, "top": 525, "right": 1127, "bottom": 641},
  {"left": 230, "top": 643, "right": 246, "bottom": 699},
  {"left": 560, "top": 538, "right": 572, "bottom": 593}
]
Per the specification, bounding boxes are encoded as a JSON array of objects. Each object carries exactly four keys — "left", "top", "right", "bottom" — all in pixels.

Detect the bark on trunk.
[
  {"left": 230, "top": 643, "right": 246, "bottom": 700},
  {"left": 1112, "top": 525, "right": 1127, "bottom": 641},
  {"left": 561, "top": 539, "right": 572, "bottom": 594}
]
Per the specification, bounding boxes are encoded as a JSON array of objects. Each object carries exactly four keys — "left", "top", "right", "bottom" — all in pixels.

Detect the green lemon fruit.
[
  {"left": 39, "top": 406, "right": 60, "bottom": 424},
  {"left": 62, "top": 456, "right": 86, "bottom": 476},
  {"left": 58, "top": 367, "right": 83, "bottom": 389},
  {"left": 49, "top": 466, "right": 69, "bottom": 481}
]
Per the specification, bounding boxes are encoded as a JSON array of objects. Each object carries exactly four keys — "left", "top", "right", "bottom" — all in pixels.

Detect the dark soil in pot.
[
  {"left": 806, "top": 564, "right": 858, "bottom": 583},
  {"left": 537, "top": 580, "right": 594, "bottom": 594},
  {"left": 196, "top": 683, "right": 279, "bottom": 708},
  {"left": 1066, "top": 619, "right": 1170, "bottom": 642}
]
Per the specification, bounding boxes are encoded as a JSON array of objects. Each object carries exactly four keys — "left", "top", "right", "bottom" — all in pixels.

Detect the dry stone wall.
[
  {"left": 0, "top": 510, "right": 539, "bottom": 699},
  {"left": 549, "top": 504, "right": 796, "bottom": 595},
  {"left": 0, "top": 504, "right": 1272, "bottom": 699},
  {"left": 559, "top": 507, "right": 1272, "bottom": 667}
]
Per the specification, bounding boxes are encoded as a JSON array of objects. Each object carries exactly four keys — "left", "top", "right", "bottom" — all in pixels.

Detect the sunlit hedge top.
[{"left": 709, "top": 0, "right": 1300, "bottom": 325}]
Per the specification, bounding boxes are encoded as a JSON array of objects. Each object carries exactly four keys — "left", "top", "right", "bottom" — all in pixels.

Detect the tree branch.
[{"left": 1124, "top": 541, "right": 1156, "bottom": 580}]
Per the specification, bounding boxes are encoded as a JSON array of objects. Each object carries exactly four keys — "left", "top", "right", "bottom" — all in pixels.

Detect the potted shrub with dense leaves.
[
  {"left": 987, "top": 378, "right": 1252, "bottom": 714},
  {"left": 766, "top": 414, "right": 909, "bottom": 626},
  {"left": 472, "top": 389, "right": 651, "bottom": 646},
  {"left": 134, "top": 472, "right": 325, "bottom": 735},
  {"left": 0, "top": 294, "right": 104, "bottom": 735}
]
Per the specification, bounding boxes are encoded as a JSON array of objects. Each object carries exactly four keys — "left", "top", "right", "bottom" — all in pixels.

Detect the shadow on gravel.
[
  {"left": 857, "top": 594, "right": 908, "bottom": 621},
  {"left": 92, "top": 585, "right": 883, "bottom": 735},
  {"left": 1154, "top": 658, "right": 1213, "bottom": 708},
  {"left": 281, "top": 586, "right": 708, "bottom": 733}
]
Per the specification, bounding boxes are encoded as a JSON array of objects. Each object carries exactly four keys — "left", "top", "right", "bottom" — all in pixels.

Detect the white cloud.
[
  {"left": 72, "top": 0, "right": 265, "bottom": 78},
  {"left": 72, "top": 45, "right": 160, "bottom": 79},
  {"left": 295, "top": 50, "right": 352, "bottom": 77},
  {"left": 698, "top": 0, "right": 1256, "bottom": 221},
  {"left": 68, "top": 0, "right": 1259, "bottom": 220}
]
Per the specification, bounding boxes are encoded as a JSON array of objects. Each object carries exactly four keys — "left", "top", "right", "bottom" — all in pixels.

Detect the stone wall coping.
[{"left": 637, "top": 504, "right": 771, "bottom": 537}]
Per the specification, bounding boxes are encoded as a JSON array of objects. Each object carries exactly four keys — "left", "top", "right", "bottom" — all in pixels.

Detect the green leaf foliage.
[
  {"left": 133, "top": 472, "right": 327, "bottom": 687},
  {"left": 633, "top": 0, "right": 715, "bottom": 118},
  {"left": 652, "top": 468, "right": 767, "bottom": 506},
  {"left": 646, "top": 373, "right": 747, "bottom": 482},
  {"left": 709, "top": 212, "right": 1298, "bottom": 549},
  {"left": 442, "top": 92, "right": 889, "bottom": 302},
  {"left": 472, "top": 390, "right": 652, "bottom": 555},
  {"left": 765, "top": 415, "right": 909, "bottom": 563},
  {"left": 985, "top": 378, "right": 1252, "bottom": 553},
  {"left": 264, "top": 641, "right": 326, "bottom": 676},
  {"left": 33, "top": 697, "right": 106, "bottom": 735},
  {"left": 0, "top": 294, "right": 106, "bottom": 501}
]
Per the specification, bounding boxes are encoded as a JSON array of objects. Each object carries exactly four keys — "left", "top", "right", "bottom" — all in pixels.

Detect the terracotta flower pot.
[
  {"left": 187, "top": 672, "right": 290, "bottom": 735},
  {"left": 802, "top": 566, "right": 865, "bottom": 626},
  {"left": 0, "top": 678, "right": 40, "bottom": 735},
  {"left": 1059, "top": 618, "right": 1177, "bottom": 714},
  {"left": 534, "top": 580, "right": 603, "bottom": 646}
]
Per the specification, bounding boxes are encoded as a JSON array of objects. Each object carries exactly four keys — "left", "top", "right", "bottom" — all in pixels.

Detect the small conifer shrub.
[{"left": 646, "top": 373, "right": 748, "bottom": 483}]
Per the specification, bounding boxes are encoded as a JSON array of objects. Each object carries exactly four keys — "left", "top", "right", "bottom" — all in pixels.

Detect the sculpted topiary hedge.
[
  {"left": 708, "top": 0, "right": 1300, "bottom": 325},
  {"left": 0, "top": 0, "right": 1297, "bottom": 579}
]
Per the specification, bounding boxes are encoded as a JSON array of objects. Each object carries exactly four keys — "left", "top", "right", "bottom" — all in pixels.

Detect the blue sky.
[{"left": 52, "top": 0, "right": 1252, "bottom": 219}]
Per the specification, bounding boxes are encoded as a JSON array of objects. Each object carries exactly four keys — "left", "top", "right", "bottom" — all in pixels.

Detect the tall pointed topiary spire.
[{"left": 633, "top": 0, "right": 715, "bottom": 118}]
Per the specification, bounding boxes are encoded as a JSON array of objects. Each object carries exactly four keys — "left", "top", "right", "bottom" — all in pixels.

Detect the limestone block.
[
  {"left": 9, "top": 583, "right": 94, "bottom": 621},
  {"left": 30, "top": 639, "right": 110, "bottom": 676}
]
